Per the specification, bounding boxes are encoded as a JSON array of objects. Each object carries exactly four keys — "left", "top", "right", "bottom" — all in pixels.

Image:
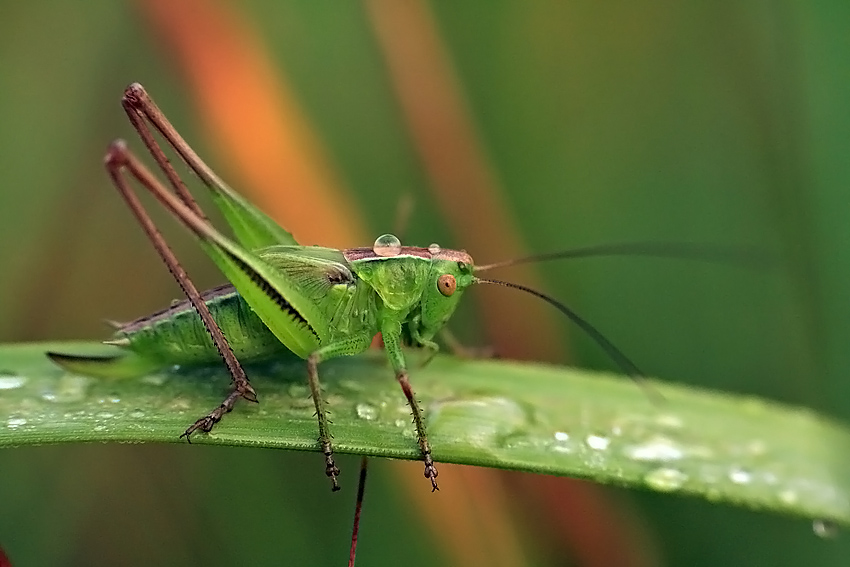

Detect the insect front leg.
[
  {"left": 408, "top": 316, "right": 440, "bottom": 367},
  {"left": 439, "top": 328, "right": 495, "bottom": 360},
  {"left": 382, "top": 322, "right": 438, "bottom": 491}
]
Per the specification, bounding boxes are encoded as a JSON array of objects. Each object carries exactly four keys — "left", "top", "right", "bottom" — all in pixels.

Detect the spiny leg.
[
  {"left": 104, "top": 142, "right": 257, "bottom": 438},
  {"left": 307, "top": 351, "right": 340, "bottom": 491},
  {"left": 382, "top": 324, "right": 438, "bottom": 490},
  {"left": 307, "top": 337, "right": 374, "bottom": 491}
]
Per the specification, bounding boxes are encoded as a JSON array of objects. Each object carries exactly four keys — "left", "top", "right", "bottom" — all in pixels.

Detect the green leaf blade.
[{"left": 0, "top": 341, "right": 848, "bottom": 527}]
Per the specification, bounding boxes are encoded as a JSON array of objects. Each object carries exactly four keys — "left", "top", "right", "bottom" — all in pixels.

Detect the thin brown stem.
[{"left": 348, "top": 457, "right": 369, "bottom": 567}]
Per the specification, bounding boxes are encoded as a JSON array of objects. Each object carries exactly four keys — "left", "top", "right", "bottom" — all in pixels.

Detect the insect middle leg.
[{"left": 307, "top": 337, "right": 373, "bottom": 491}]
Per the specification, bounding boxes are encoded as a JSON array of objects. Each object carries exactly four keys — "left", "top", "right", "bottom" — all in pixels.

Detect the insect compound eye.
[{"left": 437, "top": 274, "right": 457, "bottom": 297}]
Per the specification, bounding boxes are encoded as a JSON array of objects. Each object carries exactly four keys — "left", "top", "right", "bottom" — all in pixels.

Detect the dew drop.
[
  {"left": 141, "top": 373, "right": 168, "bottom": 386},
  {"left": 373, "top": 234, "right": 402, "bottom": 257},
  {"left": 93, "top": 424, "right": 107, "bottom": 432},
  {"left": 6, "top": 417, "right": 27, "bottom": 429},
  {"left": 339, "top": 380, "right": 364, "bottom": 392},
  {"left": 428, "top": 243, "right": 441, "bottom": 254},
  {"left": 552, "top": 431, "right": 574, "bottom": 453},
  {"left": 624, "top": 437, "right": 683, "bottom": 462},
  {"left": 428, "top": 397, "right": 528, "bottom": 447},
  {"left": 655, "top": 414, "right": 683, "bottom": 428},
  {"left": 729, "top": 467, "right": 752, "bottom": 485},
  {"left": 41, "top": 375, "right": 92, "bottom": 403},
  {"left": 778, "top": 489, "right": 798, "bottom": 505},
  {"left": 96, "top": 411, "right": 115, "bottom": 419},
  {"left": 355, "top": 403, "right": 378, "bottom": 421},
  {"left": 813, "top": 519, "right": 839, "bottom": 539},
  {"left": 0, "top": 373, "right": 27, "bottom": 390},
  {"left": 586, "top": 434, "right": 610, "bottom": 451},
  {"left": 644, "top": 467, "right": 687, "bottom": 492},
  {"left": 130, "top": 409, "right": 146, "bottom": 419},
  {"left": 287, "top": 384, "right": 309, "bottom": 398}
]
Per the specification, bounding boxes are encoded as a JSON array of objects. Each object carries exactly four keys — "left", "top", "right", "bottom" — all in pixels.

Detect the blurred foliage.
[{"left": 0, "top": 1, "right": 849, "bottom": 566}]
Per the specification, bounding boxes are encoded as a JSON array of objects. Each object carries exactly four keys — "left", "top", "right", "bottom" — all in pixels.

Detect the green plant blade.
[{"left": 1, "top": 341, "right": 848, "bottom": 527}]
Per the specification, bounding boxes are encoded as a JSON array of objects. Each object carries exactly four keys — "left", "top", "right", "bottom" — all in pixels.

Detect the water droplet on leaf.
[
  {"left": 586, "top": 434, "right": 610, "bottom": 451},
  {"left": 644, "top": 467, "right": 687, "bottom": 492},
  {"left": 729, "top": 467, "right": 752, "bottom": 485},
  {"left": 6, "top": 417, "right": 27, "bottom": 429},
  {"left": 0, "top": 372, "right": 27, "bottom": 390},
  {"left": 813, "top": 519, "right": 839, "bottom": 539},
  {"left": 355, "top": 403, "right": 378, "bottom": 421}
]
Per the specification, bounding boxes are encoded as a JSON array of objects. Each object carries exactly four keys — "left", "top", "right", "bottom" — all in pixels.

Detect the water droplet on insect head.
[
  {"left": 428, "top": 243, "right": 441, "bottom": 254},
  {"left": 373, "top": 234, "right": 402, "bottom": 257}
]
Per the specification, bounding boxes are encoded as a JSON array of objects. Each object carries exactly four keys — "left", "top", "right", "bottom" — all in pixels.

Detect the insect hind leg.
[{"left": 104, "top": 140, "right": 258, "bottom": 441}]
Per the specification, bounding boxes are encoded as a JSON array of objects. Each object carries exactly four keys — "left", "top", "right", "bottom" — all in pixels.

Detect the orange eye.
[{"left": 437, "top": 274, "right": 457, "bottom": 297}]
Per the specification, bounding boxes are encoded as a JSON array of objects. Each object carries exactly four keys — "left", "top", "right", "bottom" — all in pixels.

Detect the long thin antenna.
[
  {"left": 474, "top": 241, "right": 768, "bottom": 273},
  {"left": 348, "top": 457, "right": 369, "bottom": 567},
  {"left": 475, "top": 277, "right": 662, "bottom": 401}
]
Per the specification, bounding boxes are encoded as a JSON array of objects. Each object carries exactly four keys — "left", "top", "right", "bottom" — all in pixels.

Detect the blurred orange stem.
[{"left": 138, "top": 0, "right": 367, "bottom": 247}]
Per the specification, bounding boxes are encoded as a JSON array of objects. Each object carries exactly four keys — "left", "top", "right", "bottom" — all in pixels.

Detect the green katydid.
[{"left": 47, "top": 83, "right": 758, "bottom": 496}]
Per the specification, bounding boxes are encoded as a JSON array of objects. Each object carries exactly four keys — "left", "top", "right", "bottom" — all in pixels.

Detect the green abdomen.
[{"left": 117, "top": 284, "right": 289, "bottom": 367}]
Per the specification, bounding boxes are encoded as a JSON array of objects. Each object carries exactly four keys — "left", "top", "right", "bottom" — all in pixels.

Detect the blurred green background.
[{"left": 1, "top": 1, "right": 849, "bottom": 565}]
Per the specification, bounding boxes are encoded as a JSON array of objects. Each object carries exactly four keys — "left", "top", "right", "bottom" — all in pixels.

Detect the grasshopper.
[{"left": 48, "top": 84, "right": 746, "bottom": 496}]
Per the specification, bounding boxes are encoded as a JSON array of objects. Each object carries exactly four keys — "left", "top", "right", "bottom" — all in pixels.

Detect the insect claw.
[
  {"left": 424, "top": 455, "right": 439, "bottom": 491},
  {"left": 180, "top": 425, "right": 199, "bottom": 443},
  {"left": 240, "top": 389, "right": 258, "bottom": 403}
]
